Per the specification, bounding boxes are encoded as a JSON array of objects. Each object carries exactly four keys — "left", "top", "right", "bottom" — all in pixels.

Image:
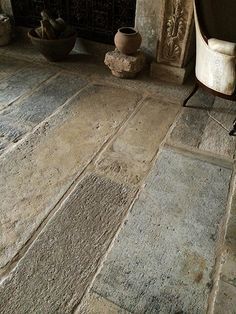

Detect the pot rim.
[
  {"left": 118, "top": 27, "right": 138, "bottom": 36},
  {"left": 28, "top": 29, "right": 77, "bottom": 42}
]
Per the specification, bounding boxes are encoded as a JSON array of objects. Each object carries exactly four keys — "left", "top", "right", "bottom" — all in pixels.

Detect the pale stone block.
[{"left": 104, "top": 49, "right": 145, "bottom": 79}]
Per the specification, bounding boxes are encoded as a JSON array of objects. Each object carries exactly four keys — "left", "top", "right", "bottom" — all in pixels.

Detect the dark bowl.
[{"left": 28, "top": 29, "right": 77, "bottom": 62}]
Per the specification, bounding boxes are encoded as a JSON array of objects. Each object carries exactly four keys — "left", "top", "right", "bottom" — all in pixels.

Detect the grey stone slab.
[
  {"left": 168, "top": 97, "right": 236, "bottom": 159},
  {"left": 2, "top": 72, "right": 87, "bottom": 125},
  {"left": 0, "top": 72, "right": 87, "bottom": 153},
  {"left": 92, "top": 148, "right": 231, "bottom": 313},
  {"left": 185, "top": 88, "right": 215, "bottom": 109},
  {"left": 0, "top": 84, "right": 141, "bottom": 270},
  {"left": 0, "top": 57, "right": 25, "bottom": 81},
  {"left": 0, "top": 174, "right": 136, "bottom": 314},
  {"left": 199, "top": 98, "right": 236, "bottom": 158},
  {"left": 0, "top": 65, "right": 56, "bottom": 111}
]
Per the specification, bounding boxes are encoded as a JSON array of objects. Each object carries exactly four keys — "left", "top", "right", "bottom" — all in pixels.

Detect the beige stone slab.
[
  {"left": 221, "top": 248, "right": 236, "bottom": 288},
  {"left": 0, "top": 174, "right": 136, "bottom": 314},
  {"left": 214, "top": 281, "right": 236, "bottom": 314},
  {"left": 0, "top": 84, "right": 141, "bottom": 270},
  {"left": 79, "top": 292, "right": 130, "bottom": 314},
  {"left": 94, "top": 97, "right": 179, "bottom": 186}
]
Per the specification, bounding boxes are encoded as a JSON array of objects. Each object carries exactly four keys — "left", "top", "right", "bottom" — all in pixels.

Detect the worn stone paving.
[
  {"left": 87, "top": 149, "right": 231, "bottom": 313},
  {"left": 167, "top": 90, "right": 236, "bottom": 159},
  {"left": 0, "top": 51, "right": 235, "bottom": 314},
  {"left": 0, "top": 84, "right": 141, "bottom": 270}
]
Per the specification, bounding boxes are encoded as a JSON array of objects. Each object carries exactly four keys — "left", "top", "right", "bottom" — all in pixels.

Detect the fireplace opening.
[{"left": 11, "top": 0, "right": 137, "bottom": 44}]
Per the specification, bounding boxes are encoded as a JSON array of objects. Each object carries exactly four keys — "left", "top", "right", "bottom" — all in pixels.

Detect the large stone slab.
[
  {"left": 94, "top": 97, "right": 179, "bottom": 186},
  {"left": 186, "top": 88, "right": 215, "bottom": 109},
  {"left": 168, "top": 97, "right": 236, "bottom": 159},
  {"left": 0, "top": 56, "right": 25, "bottom": 81},
  {"left": 0, "top": 84, "right": 141, "bottom": 270},
  {"left": 0, "top": 64, "right": 56, "bottom": 111},
  {"left": 0, "top": 174, "right": 136, "bottom": 314},
  {"left": 92, "top": 148, "right": 231, "bottom": 313},
  {"left": 214, "top": 280, "right": 236, "bottom": 314},
  {"left": 79, "top": 292, "right": 130, "bottom": 314},
  {"left": 0, "top": 72, "right": 87, "bottom": 153}
]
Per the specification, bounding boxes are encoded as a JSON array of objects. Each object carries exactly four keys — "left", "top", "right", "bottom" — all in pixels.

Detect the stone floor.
[{"left": 0, "top": 37, "right": 236, "bottom": 314}]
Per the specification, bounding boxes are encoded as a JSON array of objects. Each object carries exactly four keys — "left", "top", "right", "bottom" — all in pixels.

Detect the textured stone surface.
[
  {"left": 105, "top": 49, "right": 145, "bottom": 78},
  {"left": 0, "top": 84, "right": 141, "bottom": 270},
  {"left": 151, "top": 61, "right": 194, "bottom": 84},
  {"left": 168, "top": 96, "right": 236, "bottom": 159},
  {"left": 92, "top": 148, "right": 231, "bottom": 313},
  {"left": 0, "top": 72, "right": 87, "bottom": 153},
  {"left": 0, "top": 56, "right": 25, "bottom": 81},
  {"left": 94, "top": 97, "right": 179, "bottom": 185},
  {"left": 185, "top": 88, "right": 215, "bottom": 109},
  {"left": 0, "top": 174, "right": 135, "bottom": 314},
  {"left": 79, "top": 292, "right": 130, "bottom": 314},
  {"left": 221, "top": 249, "right": 236, "bottom": 287},
  {"left": 0, "top": 65, "right": 56, "bottom": 111},
  {"left": 214, "top": 281, "right": 236, "bottom": 314}
]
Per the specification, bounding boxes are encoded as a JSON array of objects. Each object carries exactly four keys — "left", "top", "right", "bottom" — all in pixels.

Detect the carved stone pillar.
[{"left": 151, "top": 0, "right": 195, "bottom": 84}]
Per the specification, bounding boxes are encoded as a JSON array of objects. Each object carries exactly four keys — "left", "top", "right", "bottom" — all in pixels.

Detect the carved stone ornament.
[{"left": 157, "top": 0, "right": 193, "bottom": 67}]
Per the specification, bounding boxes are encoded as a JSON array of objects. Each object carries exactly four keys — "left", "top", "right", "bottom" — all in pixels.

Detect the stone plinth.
[{"left": 104, "top": 49, "right": 145, "bottom": 79}]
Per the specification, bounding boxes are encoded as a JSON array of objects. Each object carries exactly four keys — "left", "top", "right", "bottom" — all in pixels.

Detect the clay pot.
[
  {"left": 0, "top": 15, "right": 11, "bottom": 46},
  {"left": 28, "top": 29, "right": 77, "bottom": 62},
  {"left": 114, "top": 27, "right": 142, "bottom": 55}
]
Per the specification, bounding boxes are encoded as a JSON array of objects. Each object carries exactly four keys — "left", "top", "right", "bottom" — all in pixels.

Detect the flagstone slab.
[
  {"left": 0, "top": 72, "right": 87, "bottom": 153},
  {"left": 94, "top": 97, "right": 179, "bottom": 186},
  {"left": 0, "top": 57, "right": 26, "bottom": 81},
  {"left": 79, "top": 292, "right": 130, "bottom": 314},
  {"left": 0, "top": 84, "right": 141, "bottom": 270},
  {"left": 0, "top": 174, "right": 136, "bottom": 314},
  {"left": 92, "top": 148, "right": 231, "bottom": 313},
  {"left": 214, "top": 281, "right": 236, "bottom": 314},
  {"left": 168, "top": 97, "right": 236, "bottom": 159},
  {"left": 0, "top": 65, "right": 56, "bottom": 111},
  {"left": 185, "top": 88, "right": 215, "bottom": 109}
]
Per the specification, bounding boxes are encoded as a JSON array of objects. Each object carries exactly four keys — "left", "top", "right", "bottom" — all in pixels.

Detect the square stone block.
[{"left": 104, "top": 49, "right": 145, "bottom": 79}]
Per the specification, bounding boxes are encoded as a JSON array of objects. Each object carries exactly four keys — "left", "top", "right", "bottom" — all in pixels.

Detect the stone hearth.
[{"left": 0, "top": 0, "right": 194, "bottom": 83}]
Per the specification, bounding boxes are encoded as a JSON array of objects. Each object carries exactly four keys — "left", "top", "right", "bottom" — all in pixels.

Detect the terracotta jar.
[
  {"left": 114, "top": 27, "right": 142, "bottom": 55},
  {"left": 0, "top": 15, "right": 11, "bottom": 46}
]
